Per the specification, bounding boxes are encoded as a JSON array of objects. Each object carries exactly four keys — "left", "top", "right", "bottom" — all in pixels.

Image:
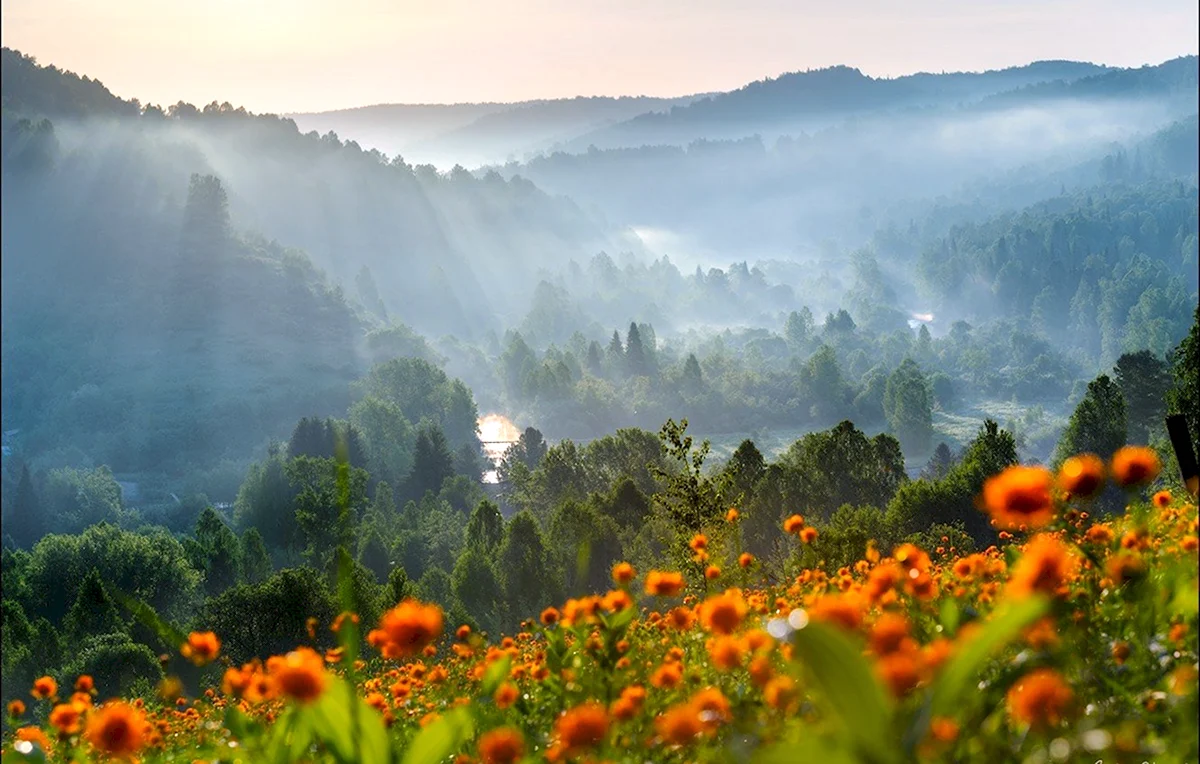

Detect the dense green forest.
[{"left": 1, "top": 45, "right": 1198, "bottom": 725}]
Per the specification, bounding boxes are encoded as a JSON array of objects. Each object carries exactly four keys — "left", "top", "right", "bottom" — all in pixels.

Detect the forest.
[{"left": 0, "top": 42, "right": 1198, "bottom": 764}]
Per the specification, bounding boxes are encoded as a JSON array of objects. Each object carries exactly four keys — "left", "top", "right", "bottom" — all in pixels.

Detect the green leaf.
[
  {"left": 311, "top": 676, "right": 391, "bottom": 764},
  {"left": 481, "top": 654, "right": 512, "bottom": 697},
  {"left": 264, "top": 707, "right": 313, "bottom": 764},
  {"left": 335, "top": 546, "right": 362, "bottom": 665},
  {"left": 601, "top": 605, "right": 635, "bottom": 633},
  {"left": 109, "top": 588, "right": 189, "bottom": 654},
  {"left": 929, "top": 596, "right": 1048, "bottom": 719},
  {"left": 400, "top": 707, "right": 474, "bottom": 764},
  {"left": 789, "top": 620, "right": 896, "bottom": 764},
  {"left": 753, "top": 734, "right": 860, "bottom": 764},
  {"left": 939, "top": 599, "right": 960, "bottom": 637}
]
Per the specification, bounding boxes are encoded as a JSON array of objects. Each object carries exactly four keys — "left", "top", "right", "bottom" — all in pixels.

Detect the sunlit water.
[{"left": 478, "top": 413, "right": 521, "bottom": 483}]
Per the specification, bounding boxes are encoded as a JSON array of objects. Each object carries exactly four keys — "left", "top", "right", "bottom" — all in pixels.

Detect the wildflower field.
[{"left": 5, "top": 446, "right": 1198, "bottom": 763}]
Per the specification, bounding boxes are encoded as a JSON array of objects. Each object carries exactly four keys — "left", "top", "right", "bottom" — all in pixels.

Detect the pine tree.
[
  {"left": 405, "top": 425, "right": 455, "bottom": 501},
  {"left": 63, "top": 569, "right": 126, "bottom": 643},
  {"left": 241, "top": 528, "right": 272, "bottom": 585},
  {"left": 465, "top": 500, "right": 504, "bottom": 552},
  {"left": 625, "top": 322, "right": 647, "bottom": 376},
  {"left": 8, "top": 465, "right": 43, "bottom": 549}
]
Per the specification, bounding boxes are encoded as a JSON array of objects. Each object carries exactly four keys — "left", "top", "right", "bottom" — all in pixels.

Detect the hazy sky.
[{"left": 3, "top": 0, "right": 1197, "bottom": 113}]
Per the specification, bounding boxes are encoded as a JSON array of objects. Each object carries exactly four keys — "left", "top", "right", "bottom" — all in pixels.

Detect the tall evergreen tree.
[
  {"left": 626, "top": 322, "right": 648, "bottom": 376},
  {"left": 465, "top": 500, "right": 505, "bottom": 552},
  {"left": 1115, "top": 350, "right": 1171, "bottom": 444},
  {"left": 405, "top": 425, "right": 455, "bottom": 501},
  {"left": 1056, "top": 374, "right": 1128, "bottom": 464}
]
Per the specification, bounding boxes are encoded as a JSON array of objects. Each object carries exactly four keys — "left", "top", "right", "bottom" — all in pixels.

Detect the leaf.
[
  {"left": 929, "top": 596, "right": 1047, "bottom": 719},
  {"left": 939, "top": 599, "right": 960, "bottom": 637},
  {"left": 789, "top": 620, "right": 896, "bottom": 764},
  {"left": 601, "top": 605, "right": 635, "bottom": 633},
  {"left": 400, "top": 707, "right": 474, "bottom": 764},
  {"left": 312, "top": 676, "right": 392, "bottom": 764},
  {"left": 753, "top": 734, "right": 860, "bottom": 764},
  {"left": 109, "top": 588, "right": 188, "bottom": 653},
  {"left": 481, "top": 655, "right": 512, "bottom": 697},
  {"left": 264, "top": 707, "right": 312, "bottom": 764}
]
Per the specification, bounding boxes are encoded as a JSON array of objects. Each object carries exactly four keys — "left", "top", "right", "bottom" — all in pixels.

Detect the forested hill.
[{"left": 0, "top": 48, "right": 640, "bottom": 339}]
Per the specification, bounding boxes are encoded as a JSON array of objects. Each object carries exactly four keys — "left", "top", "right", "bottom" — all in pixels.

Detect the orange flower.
[
  {"left": 783, "top": 514, "right": 805, "bottom": 534},
  {"left": 1105, "top": 551, "right": 1145, "bottom": 586},
  {"left": 456, "top": 624, "right": 472, "bottom": 641},
  {"left": 612, "top": 562, "right": 636, "bottom": 585},
  {"left": 689, "top": 534, "right": 708, "bottom": 552},
  {"left": 493, "top": 682, "right": 519, "bottom": 709},
  {"left": 738, "top": 552, "right": 754, "bottom": 568},
  {"left": 85, "top": 701, "right": 147, "bottom": 758},
  {"left": 704, "top": 565, "right": 721, "bottom": 580},
  {"left": 74, "top": 675, "right": 95, "bottom": 694},
  {"left": 656, "top": 703, "right": 704, "bottom": 745},
  {"left": 983, "top": 465, "right": 1055, "bottom": 529},
  {"left": 1084, "top": 523, "right": 1114, "bottom": 545},
  {"left": 1111, "top": 641, "right": 1131, "bottom": 665},
  {"left": 1057, "top": 454, "right": 1105, "bottom": 498},
  {"left": 31, "top": 676, "right": 57, "bottom": 700},
  {"left": 698, "top": 590, "right": 748, "bottom": 635},
  {"left": 540, "top": 607, "right": 560, "bottom": 626},
  {"left": 1110, "top": 446, "right": 1161, "bottom": 487},
  {"left": 7, "top": 699, "right": 26, "bottom": 718},
  {"left": 1008, "top": 534, "right": 1080, "bottom": 599},
  {"left": 707, "top": 635, "right": 744, "bottom": 670},
  {"left": 368, "top": 599, "right": 444, "bottom": 659},
  {"left": 726, "top": 508, "right": 740, "bottom": 523},
  {"left": 651, "top": 662, "right": 684, "bottom": 689},
  {"left": 876, "top": 650, "right": 922, "bottom": 697},
  {"left": 180, "top": 631, "right": 221, "bottom": 666},
  {"left": 554, "top": 702, "right": 609, "bottom": 753},
  {"left": 869, "top": 613, "right": 912, "bottom": 656},
  {"left": 799, "top": 527, "right": 819, "bottom": 544},
  {"left": 645, "top": 570, "right": 686, "bottom": 597},
  {"left": 15, "top": 727, "right": 53, "bottom": 755},
  {"left": 690, "top": 686, "right": 731, "bottom": 727},
  {"left": 49, "top": 702, "right": 84, "bottom": 734},
  {"left": 763, "top": 675, "right": 797, "bottom": 709},
  {"left": 666, "top": 606, "right": 696, "bottom": 630},
  {"left": 929, "top": 717, "right": 959, "bottom": 742},
  {"left": 266, "top": 648, "right": 327, "bottom": 703},
  {"left": 1006, "top": 669, "right": 1074, "bottom": 730},
  {"left": 478, "top": 727, "right": 525, "bottom": 764},
  {"left": 809, "top": 594, "right": 864, "bottom": 632},
  {"left": 1152, "top": 490, "right": 1172, "bottom": 508}
]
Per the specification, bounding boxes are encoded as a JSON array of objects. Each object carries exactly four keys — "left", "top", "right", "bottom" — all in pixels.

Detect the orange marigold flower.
[
  {"left": 368, "top": 599, "right": 444, "bottom": 659},
  {"left": 738, "top": 552, "right": 755, "bottom": 568},
  {"left": 611, "top": 696, "right": 637, "bottom": 720},
  {"left": 783, "top": 514, "right": 805, "bottom": 534},
  {"left": 612, "top": 562, "right": 636, "bottom": 585},
  {"left": 689, "top": 534, "right": 708, "bottom": 552},
  {"left": 799, "top": 527, "right": 819, "bottom": 544},
  {"left": 763, "top": 675, "right": 797, "bottom": 710},
  {"left": 726, "top": 508, "right": 740, "bottom": 523},
  {"left": 1183, "top": 535, "right": 1199, "bottom": 553},
  {"left": 704, "top": 565, "right": 721, "bottom": 580},
  {"left": 8, "top": 699, "right": 26, "bottom": 718},
  {"left": 869, "top": 613, "right": 912, "bottom": 656},
  {"left": 554, "top": 702, "right": 609, "bottom": 753},
  {"left": 266, "top": 648, "right": 327, "bottom": 704},
  {"left": 892, "top": 544, "right": 930, "bottom": 574},
  {"left": 1084, "top": 523, "right": 1115, "bottom": 545},
  {"left": 876, "top": 650, "right": 922, "bottom": 697},
  {"left": 49, "top": 702, "right": 84, "bottom": 734},
  {"left": 1152, "top": 490, "right": 1172, "bottom": 508},
  {"left": 707, "top": 635, "right": 744, "bottom": 670},
  {"left": 1106, "top": 551, "right": 1145, "bottom": 586},
  {"left": 493, "top": 682, "right": 519, "bottom": 709},
  {"left": 691, "top": 686, "right": 732, "bottom": 727},
  {"left": 1057, "top": 454, "right": 1105, "bottom": 498},
  {"left": 667, "top": 606, "right": 695, "bottom": 630},
  {"left": 929, "top": 717, "right": 959, "bottom": 742},
  {"left": 651, "top": 662, "right": 684, "bottom": 689},
  {"left": 31, "top": 676, "right": 57, "bottom": 700},
  {"left": 1023, "top": 617, "right": 1060, "bottom": 650},
  {"left": 74, "top": 675, "right": 95, "bottom": 694},
  {"left": 478, "top": 727, "right": 525, "bottom": 764},
  {"left": 1008, "top": 534, "right": 1080, "bottom": 599},
  {"left": 85, "top": 701, "right": 147, "bottom": 758},
  {"left": 1169, "top": 622, "right": 1189, "bottom": 643},
  {"left": 809, "top": 594, "right": 864, "bottom": 632},
  {"left": 456, "top": 624, "right": 472, "bottom": 641},
  {"left": 180, "top": 631, "right": 221, "bottom": 666},
  {"left": 699, "top": 590, "right": 748, "bottom": 635},
  {"left": 1111, "top": 641, "right": 1131, "bottom": 665},
  {"left": 1006, "top": 668, "right": 1073, "bottom": 730},
  {"left": 656, "top": 703, "right": 704, "bottom": 746},
  {"left": 541, "top": 607, "right": 560, "bottom": 626},
  {"left": 983, "top": 465, "right": 1055, "bottom": 530},
  {"left": 645, "top": 570, "right": 686, "bottom": 597},
  {"left": 1110, "top": 446, "right": 1161, "bottom": 487},
  {"left": 15, "top": 727, "right": 53, "bottom": 755}
]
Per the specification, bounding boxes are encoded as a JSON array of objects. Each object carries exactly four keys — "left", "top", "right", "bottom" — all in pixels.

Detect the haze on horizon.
[{"left": 2, "top": 0, "right": 1197, "bottom": 114}]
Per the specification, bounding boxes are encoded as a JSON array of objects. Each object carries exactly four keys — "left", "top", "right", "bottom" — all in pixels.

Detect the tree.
[
  {"left": 202, "top": 568, "right": 338, "bottom": 663},
  {"left": 241, "top": 529, "right": 272, "bottom": 585},
  {"left": 359, "top": 530, "right": 391, "bottom": 583},
  {"left": 7, "top": 465, "right": 43, "bottom": 548},
  {"left": 651, "top": 419, "right": 729, "bottom": 533},
  {"left": 497, "top": 512, "right": 555, "bottom": 626},
  {"left": 42, "top": 466, "right": 124, "bottom": 534},
  {"left": 286, "top": 456, "right": 370, "bottom": 564},
  {"left": 784, "top": 308, "right": 815, "bottom": 349},
  {"left": 681, "top": 354, "right": 704, "bottom": 395},
  {"left": 1055, "top": 374, "right": 1128, "bottom": 464},
  {"left": 779, "top": 421, "right": 907, "bottom": 519},
  {"left": 724, "top": 439, "right": 766, "bottom": 504},
  {"left": 385, "top": 565, "right": 409, "bottom": 606},
  {"left": 465, "top": 500, "right": 504, "bottom": 552},
  {"left": 1115, "top": 350, "right": 1171, "bottom": 444},
  {"left": 1166, "top": 307, "right": 1199, "bottom": 456},
  {"left": 62, "top": 633, "right": 163, "bottom": 699},
  {"left": 884, "top": 359, "right": 934, "bottom": 455},
  {"left": 626, "top": 322, "right": 648, "bottom": 376},
  {"left": 349, "top": 397, "right": 415, "bottom": 490},
  {"left": 595, "top": 477, "right": 652, "bottom": 529},
  {"left": 405, "top": 425, "right": 456, "bottom": 501},
  {"left": 920, "top": 443, "right": 956, "bottom": 481},
  {"left": 194, "top": 507, "right": 242, "bottom": 596},
  {"left": 451, "top": 549, "right": 503, "bottom": 634},
  {"left": 548, "top": 500, "right": 623, "bottom": 595},
  {"left": 233, "top": 447, "right": 300, "bottom": 551},
  {"left": 62, "top": 568, "right": 126, "bottom": 644}
]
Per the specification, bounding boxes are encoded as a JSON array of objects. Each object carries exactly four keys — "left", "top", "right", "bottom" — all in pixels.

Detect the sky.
[{"left": 2, "top": 0, "right": 1197, "bottom": 114}]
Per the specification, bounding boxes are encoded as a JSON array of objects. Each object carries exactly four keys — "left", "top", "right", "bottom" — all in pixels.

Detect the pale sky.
[{"left": 2, "top": 0, "right": 1197, "bottom": 114}]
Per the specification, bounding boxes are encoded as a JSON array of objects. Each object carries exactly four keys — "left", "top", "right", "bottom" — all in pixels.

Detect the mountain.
[{"left": 289, "top": 94, "right": 701, "bottom": 168}]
